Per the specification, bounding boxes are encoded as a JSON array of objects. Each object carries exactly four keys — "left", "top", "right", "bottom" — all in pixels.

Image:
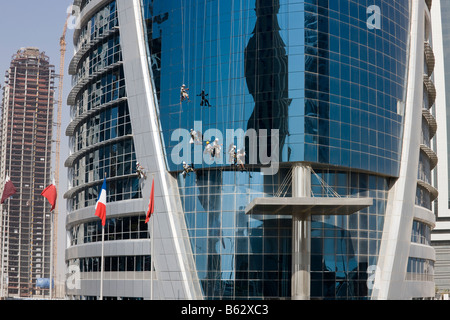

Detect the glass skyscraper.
[{"left": 65, "top": 0, "right": 437, "bottom": 300}]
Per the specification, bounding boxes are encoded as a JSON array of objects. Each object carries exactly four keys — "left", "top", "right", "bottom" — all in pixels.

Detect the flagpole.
[
  {"left": 41, "top": 179, "right": 57, "bottom": 300},
  {"left": 145, "top": 175, "right": 155, "bottom": 300},
  {"left": 49, "top": 210, "right": 53, "bottom": 300},
  {"left": 49, "top": 177, "right": 56, "bottom": 300},
  {"left": 3, "top": 199, "right": 12, "bottom": 300},
  {"left": 100, "top": 224, "right": 105, "bottom": 300},
  {"left": 151, "top": 213, "right": 154, "bottom": 300},
  {"left": 0, "top": 208, "right": 5, "bottom": 299}
]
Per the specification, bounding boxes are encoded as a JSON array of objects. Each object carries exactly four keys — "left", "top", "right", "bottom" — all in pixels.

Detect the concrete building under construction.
[{"left": 0, "top": 48, "right": 56, "bottom": 298}]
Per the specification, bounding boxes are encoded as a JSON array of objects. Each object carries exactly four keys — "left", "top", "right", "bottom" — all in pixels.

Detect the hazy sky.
[
  {"left": 0, "top": 0, "right": 77, "bottom": 281},
  {"left": 0, "top": 1, "right": 75, "bottom": 80}
]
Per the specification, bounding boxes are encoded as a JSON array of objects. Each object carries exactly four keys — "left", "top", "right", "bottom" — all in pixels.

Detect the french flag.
[{"left": 95, "top": 178, "right": 107, "bottom": 226}]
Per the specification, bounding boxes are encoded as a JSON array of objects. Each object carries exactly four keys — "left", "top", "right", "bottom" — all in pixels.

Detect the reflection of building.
[
  {"left": 431, "top": 0, "right": 450, "bottom": 296},
  {"left": 245, "top": 0, "right": 290, "bottom": 162},
  {"left": 0, "top": 48, "right": 55, "bottom": 298},
  {"left": 66, "top": 0, "right": 437, "bottom": 300}
]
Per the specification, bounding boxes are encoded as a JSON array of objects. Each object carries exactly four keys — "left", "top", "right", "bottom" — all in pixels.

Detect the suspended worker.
[
  {"left": 197, "top": 89, "right": 211, "bottom": 107},
  {"left": 211, "top": 138, "right": 222, "bottom": 159},
  {"left": 204, "top": 139, "right": 222, "bottom": 159},
  {"left": 236, "top": 148, "right": 246, "bottom": 171},
  {"left": 228, "top": 144, "right": 237, "bottom": 165},
  {"left": 190, "top": 129, "right": 203, "bottom": 145},
  {"left": 182, "top": 161, "right": 195, "bottom": 178},
  {"left": 180, "top": 84, "right": 190, "bottom": 102},
  {"left": 136, "top": 162, "right": 147, "bottom": 179}
]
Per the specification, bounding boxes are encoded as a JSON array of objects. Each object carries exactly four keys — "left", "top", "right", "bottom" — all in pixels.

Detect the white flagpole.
[
  {"left": 1, "top": 174, "right": 10, "bottom": 298},
  {"left": 2, "top": 198, "right": 12, "bottom": 299},
  {"left": 151, "top": 213, "right": 154, "bottom": 300},
  {"left": 149, "top": 174, "right": 155, "bottom": 300},
  {"left": 49, "top": 176, "right": 55, "bottom": 299},
  {"left": 49, "top": 211, "right": 53, "bottom": 299},
  {"left": 100, "top": 224, "right": 105, "bottom": 300},
  {"left": 99, "top": 173, "right": 107, "bottom": 300},
  {"left": 0, "top": 208, "right": 5, "bottom": 299},
  {"left": 1, "top": 199, "right": 12, "bottom": 299}
]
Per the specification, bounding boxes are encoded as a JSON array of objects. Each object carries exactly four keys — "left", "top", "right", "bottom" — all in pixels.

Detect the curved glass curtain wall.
[
  {"left": 174, "top": 168, "right": 389, "bottom": 299},
  {"left": 302, "top": 0, "right": 409, "bottom": 177},
  {"left": 141, "top": 0, "right": 409, "bottom": 176},
  {"left": 178, "top": 170, "right": 293, "bottom": 298},
  {"left": 70, "top": 139, "right": 140, "bottom": 211},
  {"left": 69, "top": 215, "right": 150, "bottom": 246},
  {"left": 71, "top": 67, "right": 126, "bottom": 119},
  {"left": 72, "top": 101, "right": 131, "bottom": 154},
  {"left": 72, "top": 34, "right": 122, "bottom": 88},
  {"left": 140, "top": 0, "right": 409, "bottom": 299},
  {"left": 75, "top": 1, "right": 119, "bottom": 53},
  {"left": 310, "top": 169, "right": 389, "bottom": 299},
  {"left": 68, "top": 0, "right": 141, "bottom": 212}
]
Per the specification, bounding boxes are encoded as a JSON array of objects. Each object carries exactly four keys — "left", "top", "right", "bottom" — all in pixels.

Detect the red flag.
[
  {"left": 145, "top": 179, "right": 155, "bottom": 224},
  {"left": 1, "top": 176, "right": 17, "bottom": 204},
  {"left": 41, "top": 184, "right": 57, "bottom": 211}
]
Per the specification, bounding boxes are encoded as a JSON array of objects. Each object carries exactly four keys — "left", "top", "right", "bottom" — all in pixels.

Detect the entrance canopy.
[{"left": 245, "top": 197, "right": 373, "bottom": 216}]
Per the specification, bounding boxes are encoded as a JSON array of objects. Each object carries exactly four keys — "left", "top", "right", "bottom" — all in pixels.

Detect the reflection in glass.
[{"left": 245, "top": 0, "right": 291, "bottom": 162}]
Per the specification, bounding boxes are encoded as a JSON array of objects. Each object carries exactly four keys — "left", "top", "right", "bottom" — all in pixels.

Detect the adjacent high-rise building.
[
  {"left": 0, "top": 48, "right": 56, "bottom": 298},
  {"left": 65, "top": 0, "right": 437, "bottom": 300}
]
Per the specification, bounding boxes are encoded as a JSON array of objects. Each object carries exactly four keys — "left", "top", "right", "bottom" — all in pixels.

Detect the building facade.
[
  {"left": 431, "top": 0, "right": 450, "bottom": 296},
  {"left": 65, "top": 0, "right": 437, "bottom": 300},
  {"left": 0, "top": 48, "right": 56, "bottom": 298}
]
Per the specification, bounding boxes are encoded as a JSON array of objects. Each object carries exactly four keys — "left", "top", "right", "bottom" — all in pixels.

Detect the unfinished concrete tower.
[{"left": 0, "top": 48, "right": 55, "bottom": 298}]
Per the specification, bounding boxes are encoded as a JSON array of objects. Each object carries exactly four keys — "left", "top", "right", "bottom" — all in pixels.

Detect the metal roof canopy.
[{"left": 245, "top": 197, "right": 373, "bottom": 216}]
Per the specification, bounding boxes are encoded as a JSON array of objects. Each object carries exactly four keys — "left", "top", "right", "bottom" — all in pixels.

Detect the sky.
[{"left": 0, "top": 0, "right": 76, "bottom": 284}]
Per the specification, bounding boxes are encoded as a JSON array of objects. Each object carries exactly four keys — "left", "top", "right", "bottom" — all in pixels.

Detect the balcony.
[
  {"left": 417, "top": 179, "right": 438, "bottom": 202},
  {"left": 69, "top": 27, "right": 120, "bottom": 76},
  {"left": 420, "top": 143, "right": 438, "bottom": 170},
  {"left": 421, "top": 109, "right": 437, "bottom": 140},
  {"left": 67, "top": 61, "right": 123, "bottom": 106},
  {"left": 424, "top": 41, "right": 435, "bottom": 76},
  {"left": 65, "top": 97, "right": 127, "bottom": 137},
  {"left": 423, "top": 75, "right": 436, "bottom": 107}
]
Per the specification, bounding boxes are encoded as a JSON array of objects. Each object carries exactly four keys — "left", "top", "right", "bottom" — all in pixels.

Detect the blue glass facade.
[
  {"left": 178, "top": 170, "right": 293, "bottom": 298},
  {"left": 142, "top": 0, "right": 409, "bottom": 175},
  {"left": 310, "top": 169, "right": 389, "bottom": 298},
  {"left": 141, "top": 0, "right": 410, "bottom": 299}
]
